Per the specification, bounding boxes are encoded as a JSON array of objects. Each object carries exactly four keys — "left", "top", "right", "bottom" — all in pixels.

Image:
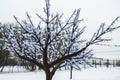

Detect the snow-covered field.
[{"left": 0, "top": 67, "right": 120, "bottom": 80}]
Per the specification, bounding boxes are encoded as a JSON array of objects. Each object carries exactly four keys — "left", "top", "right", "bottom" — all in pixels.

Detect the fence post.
[
  {"left": 106, "top": 59, "right": 110, "bottom": 68},
  {"left": 70, "top": 66, "right": 73, "bottom": 80}
]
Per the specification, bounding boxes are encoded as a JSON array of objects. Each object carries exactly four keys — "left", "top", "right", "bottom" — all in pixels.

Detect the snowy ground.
[{"left": 0, "top": 67, "right": 120, "bottom": 80}]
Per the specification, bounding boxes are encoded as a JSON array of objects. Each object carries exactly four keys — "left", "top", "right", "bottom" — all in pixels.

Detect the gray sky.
[{"left": 0, "top": 0, "right": 120, "bottom": 59}]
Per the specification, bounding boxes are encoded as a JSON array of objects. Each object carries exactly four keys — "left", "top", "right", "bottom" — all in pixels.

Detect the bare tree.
[
  {"left": 0, "top": 0, "right": 120, "bottom": 80},
  {"left": 0, "top": 23, "right": 10, "bottom": 72}
]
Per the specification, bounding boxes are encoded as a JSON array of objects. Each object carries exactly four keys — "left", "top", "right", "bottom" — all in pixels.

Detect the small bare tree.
[{"left": 0, "top": 0, "right": 120, "bottom": 80}]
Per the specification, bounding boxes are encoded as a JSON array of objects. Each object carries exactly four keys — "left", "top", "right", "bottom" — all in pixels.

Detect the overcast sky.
[{"left": 0, "top": 0, "right": 120, "bottom": 59}]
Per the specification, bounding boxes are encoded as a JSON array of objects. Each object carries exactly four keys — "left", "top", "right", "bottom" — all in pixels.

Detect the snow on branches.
[{"left": 0, "top": 0, "right": 120, "bottom": 79}]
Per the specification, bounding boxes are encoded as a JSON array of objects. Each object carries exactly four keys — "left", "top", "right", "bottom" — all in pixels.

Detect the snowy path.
[{"left": 0, "top": 67, "right": 120, "bottom": 80}]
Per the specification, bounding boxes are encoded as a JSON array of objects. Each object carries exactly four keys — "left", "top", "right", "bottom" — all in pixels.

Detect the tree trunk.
[
  {"left": 45, "top": 71, "right": 53, "bottom": 80},
  {"left": 0, "top": 54, "right": 8, "bottom": 72}
]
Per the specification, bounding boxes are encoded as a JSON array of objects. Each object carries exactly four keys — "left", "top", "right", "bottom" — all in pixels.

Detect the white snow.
[{"left": 0, "top": 67, "right": 120, "bottom": 80}]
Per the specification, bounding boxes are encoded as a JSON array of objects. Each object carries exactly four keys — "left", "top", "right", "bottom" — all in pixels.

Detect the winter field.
[{"left": 0, "top": 67, "right": 120, "bottom": 80}]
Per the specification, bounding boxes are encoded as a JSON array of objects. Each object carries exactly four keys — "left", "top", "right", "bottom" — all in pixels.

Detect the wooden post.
[
  {"left": 99, "top": 60, "right": 102, "bottom": 67},
  {"left": 70, "top": 66, "right": 73, "bottom": 80},
  {"left": 95, "top": 60, "right": 97, "bottom": 68},
  {"left": 113, "top": 60, "right": 115, "bottom": 67},
  {"left": 106, "top": 59, "right": 109, "bottom": 68}
]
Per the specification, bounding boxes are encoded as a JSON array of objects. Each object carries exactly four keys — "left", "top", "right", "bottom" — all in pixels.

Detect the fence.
[
  {"left": 91, "top": 58, "right": 120, "bottom": 68},
  {"left": 0, "top": 58, "right": 120, "bottom": 73}
]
